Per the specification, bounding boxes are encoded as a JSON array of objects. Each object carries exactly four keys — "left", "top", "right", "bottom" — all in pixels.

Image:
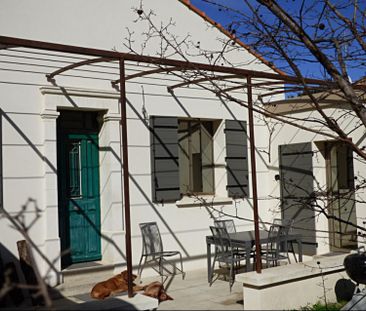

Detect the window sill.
[{"left": 176, "top": 195, "right": 233, "bottom": 208}]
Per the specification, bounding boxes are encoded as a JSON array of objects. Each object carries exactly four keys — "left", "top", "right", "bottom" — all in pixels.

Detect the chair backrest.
[
  {"left": 139, "top": 222, "right": 163, "bottom": 257},
  {"left": 210, "top": 226, "right": 232, "bottom": 257},
  {"left": 267, "top": 224, "right": 286, "bottom": 253},
  {"left": 273, "top": 218, "right": 294, "bottom": 235},
  {"left": 214, "top": 219, "right": 236, "bottom": 234}
]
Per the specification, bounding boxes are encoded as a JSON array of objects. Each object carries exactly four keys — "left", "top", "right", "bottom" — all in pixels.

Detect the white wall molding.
[
  {"left": 40, "top": 86, "right": 124, "bottom": 272},
  {"left": 40, "top": 109, "right": 60, "bottom": 120},
  {"left": 40, "top": 86, "right": 119, "bottom": 99}
]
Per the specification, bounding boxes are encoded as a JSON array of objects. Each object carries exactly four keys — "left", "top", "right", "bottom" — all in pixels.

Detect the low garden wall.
[{"left": 236, "top": 253, "right": 349, "bottom": 310}]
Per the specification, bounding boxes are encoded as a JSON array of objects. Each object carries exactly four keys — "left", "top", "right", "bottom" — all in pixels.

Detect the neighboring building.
[{"left": 0, "top": 0, "right": 362, "bottom": 291}]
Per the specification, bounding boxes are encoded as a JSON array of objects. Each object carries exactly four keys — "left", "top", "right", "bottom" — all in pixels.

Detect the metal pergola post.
[
  {"left": 119, "top": 58, "right": 133, "bottom": 297},
  {"left": 247, "top": 76, "right": 262, "bottom": 273}
]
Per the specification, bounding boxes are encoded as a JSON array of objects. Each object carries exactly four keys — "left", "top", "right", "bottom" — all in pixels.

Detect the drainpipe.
[
  {"left": 247, "top": 76, "right": 262, "bottom": 273},
  {"left": 119, "top": 58, "right": 133, "bottom": 297}
]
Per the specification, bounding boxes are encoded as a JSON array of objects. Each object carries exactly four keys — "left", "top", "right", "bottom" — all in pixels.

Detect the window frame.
[
  {"left": 150, "top": 116, "right": 249, "bottom": 203},
  {"left": 178, "top": 118, "right": 215, "bottom": 196}
]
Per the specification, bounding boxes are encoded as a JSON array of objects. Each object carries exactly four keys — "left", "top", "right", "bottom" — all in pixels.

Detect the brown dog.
[
  {"left": 142, "top": 281, "right": 173, "bottom": 303},
  {"left": 90, "top": 270, "right": 143, "bottom": 300}
]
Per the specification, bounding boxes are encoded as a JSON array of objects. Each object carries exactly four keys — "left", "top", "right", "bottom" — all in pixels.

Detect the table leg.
[
  {"left": 297, "top": 239, "right": 303, "bottom": 262},
  {"left": 207, "top": 241, "right": 211, "bottom": 283},
  {"left": 246, "top": 242, "right": 251, "bottom": 272}
]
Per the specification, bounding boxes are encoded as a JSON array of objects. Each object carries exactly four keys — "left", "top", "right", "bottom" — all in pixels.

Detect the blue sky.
[{"left": 191, "top": 0, "right": 365, "bottom": 82}]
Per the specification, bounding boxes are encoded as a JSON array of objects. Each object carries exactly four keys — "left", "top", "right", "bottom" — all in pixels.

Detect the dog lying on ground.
[
  {"left": 141, "top": 281, "right": 173, "bottom": 303},
  {"left": 90, "top": 270, "right": 143, "bottom": 300}
]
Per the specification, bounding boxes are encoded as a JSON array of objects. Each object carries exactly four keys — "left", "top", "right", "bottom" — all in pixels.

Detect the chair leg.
[
  {"left": 179, "top": 253, "right": 185, "bottom": 279},
  {"left": 289, "top": 242, "right": 298, "bottom": 263},
  {"left": 137, "top": 255, "right": 146, "bottom": 279},
  {"left": 229, "top": 263, "right": 234, "bottom": 292},
  {"left": 158, "top": 257, "right": 164, "bottom": 277},
  {"left": 209, "top": 256, "right": 217, "bottom": 287}
]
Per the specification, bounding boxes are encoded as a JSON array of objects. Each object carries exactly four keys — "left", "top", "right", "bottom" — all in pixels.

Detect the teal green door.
[{"left": 58, "top": 133, "right": 101, "bottom": 266}]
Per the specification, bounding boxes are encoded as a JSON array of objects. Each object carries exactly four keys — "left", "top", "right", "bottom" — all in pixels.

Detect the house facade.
[
  {"left": 0, "top": 0, "right": 362, "bottom": 289},
  {"left": 266, "top": 90, "right": 366, "bottom": 256}
]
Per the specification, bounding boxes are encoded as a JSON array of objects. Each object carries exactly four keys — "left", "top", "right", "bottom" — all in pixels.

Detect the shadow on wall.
[
  {"left": 0, "top": 108, "right": 57, "bottom": 174},
  {"left": 0, "top": 196, "right": 136, "bottom": 309},
  {"left": 0, "top": 197, "right": 64, "bottom": 308},
  {"left": 104, "top": 99, "right": 191, "bottom": 259}
]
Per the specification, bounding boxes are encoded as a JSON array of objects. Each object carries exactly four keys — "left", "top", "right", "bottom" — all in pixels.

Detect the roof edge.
[{"left": 178, "top": 0, "right": 286, "bottom": 76}]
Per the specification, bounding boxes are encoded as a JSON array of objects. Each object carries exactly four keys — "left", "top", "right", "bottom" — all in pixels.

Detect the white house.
[{"left": 0, "top": 0, "right": 362, "bottom": 294}]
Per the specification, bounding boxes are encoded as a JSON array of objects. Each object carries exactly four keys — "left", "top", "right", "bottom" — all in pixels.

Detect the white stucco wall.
[{"left": 0, "top": 0, "right": 282, "bottom": 285}]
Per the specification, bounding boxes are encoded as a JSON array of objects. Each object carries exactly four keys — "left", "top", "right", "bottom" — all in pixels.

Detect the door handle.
[{"left": 73, "top": 206, "right": 81, "bottom": 213}]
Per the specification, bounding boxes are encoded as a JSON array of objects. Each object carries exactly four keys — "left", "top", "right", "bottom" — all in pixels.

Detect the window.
[
  {"left": 67, "top": 140, "right": 82, "bottom": 198},
  {"left": 178, "top": 119, "right": 216, "bottom": 195},
  {"left": 150, "top": 116, "right": 248, "bottom": 203}
]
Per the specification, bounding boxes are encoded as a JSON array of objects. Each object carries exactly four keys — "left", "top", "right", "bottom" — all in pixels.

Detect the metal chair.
[
  {"left": 209, "top": 226, "right": 246, "bottom": 291},
  {"left": 273, "top": 218, "right": 297, "bottom": 263},
  {"left": 137, "top": 222, "right": 185, "bottom": 282},
  {"left": 214, "top": 219, "right": 247, "bottom": 259},
  {"left": 261, "top": 223, "right": 290, "bottom": 268}
]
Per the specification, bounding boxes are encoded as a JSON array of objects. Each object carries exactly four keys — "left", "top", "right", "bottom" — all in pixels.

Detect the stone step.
[{"left": 55, "top": 262, "right": 117, "bottom": 297}]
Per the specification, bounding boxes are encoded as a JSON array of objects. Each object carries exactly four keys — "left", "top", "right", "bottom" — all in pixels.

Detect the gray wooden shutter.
[
  {"left": 150, "top": 116, "right": 180, "bottom": 203},
  {"left": 279, "top": 142, "right": 316, "bottom": 255},
  {"left": 0, "top": 112, "right": 2, "bottom": 211},
  {"left": 225, "top": 120, "right": 249, "bottom": 198}
]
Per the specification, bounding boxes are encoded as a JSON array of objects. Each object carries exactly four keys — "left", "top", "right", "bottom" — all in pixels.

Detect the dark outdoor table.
[{"left": 206, "top": 230, "right": 303, "bottom": 282}]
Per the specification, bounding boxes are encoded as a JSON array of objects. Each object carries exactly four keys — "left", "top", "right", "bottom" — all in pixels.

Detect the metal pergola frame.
[{"left": 0, "top": 35, "right": 336, "bottom": 298}]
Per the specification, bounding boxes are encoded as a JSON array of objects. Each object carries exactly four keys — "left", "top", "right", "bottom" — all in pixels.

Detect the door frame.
[
  {"left": 57, "top": 110, "right": 102, "bottom": 267},
  {"left": 325, "top": 141, "right": 357, "bottom": 251}
]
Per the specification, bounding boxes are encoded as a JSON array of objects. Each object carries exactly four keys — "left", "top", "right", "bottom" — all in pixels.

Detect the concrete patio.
[
  {"left": 46, "top": 252, "right": 350, "bottom": 310},
  {"left": 50, "top": 268, "right": 243, "bottom": 310}
]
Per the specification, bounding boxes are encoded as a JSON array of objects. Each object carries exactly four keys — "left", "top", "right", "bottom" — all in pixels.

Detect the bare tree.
[{"left": 124, "top": 0, "right": 366, "bottom": 246}]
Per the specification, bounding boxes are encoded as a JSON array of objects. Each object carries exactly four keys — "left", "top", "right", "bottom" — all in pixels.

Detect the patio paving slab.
[{"left": 139, "top": 268, "right": 243, "bottom": 310}]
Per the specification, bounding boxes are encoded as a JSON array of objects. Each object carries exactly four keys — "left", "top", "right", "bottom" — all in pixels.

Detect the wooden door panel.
[
  {"left": 69, "top": 201, "right": 86, "bottom": 261},
  {"left": 279, "top": 142, "right": 316, "bottom": 255},
  {"left": 58, "top": 132, "right": 101, "bottom": 265}
]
